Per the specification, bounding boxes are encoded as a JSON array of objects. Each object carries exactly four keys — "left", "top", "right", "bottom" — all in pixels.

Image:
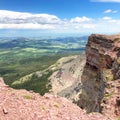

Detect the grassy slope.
[{"left": 1, "top": 49, "right": 79, "bottom": 85}]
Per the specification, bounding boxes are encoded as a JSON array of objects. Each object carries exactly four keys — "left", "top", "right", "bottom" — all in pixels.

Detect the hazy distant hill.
[{"left": 0, "top": 36, "right": 87, "bottom": 50}]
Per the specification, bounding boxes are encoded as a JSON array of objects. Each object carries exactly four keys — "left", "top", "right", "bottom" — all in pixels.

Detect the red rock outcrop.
[
  {"left": 86, "top": 34, "right": 120, "bottom": 70},
  {"left": 77, "top": 34, "right": 120, "bottom": 119},
  {"left": 0, "top": 77, "right": 110, "bottom": 120}
]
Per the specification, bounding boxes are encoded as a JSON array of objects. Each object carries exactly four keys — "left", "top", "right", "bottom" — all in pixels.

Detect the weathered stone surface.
[
  {"left": 86, "top": 34, "right": 120, "bottom": 70},
  {"left": 101, "top": 79, "right": 120, "bottom": 118},
  {"left": 76, "top": 34, "right": 120, "bottom": 119}
]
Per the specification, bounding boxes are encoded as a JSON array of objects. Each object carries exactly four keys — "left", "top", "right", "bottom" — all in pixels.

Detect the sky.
[{"left": 0, "top": 0, "right": 120, "bottom": 37}]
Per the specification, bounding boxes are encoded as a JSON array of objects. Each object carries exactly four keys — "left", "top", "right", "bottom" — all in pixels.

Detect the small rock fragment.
[{"left": 3, "top": 107, "right": 8, "bottom": 114}]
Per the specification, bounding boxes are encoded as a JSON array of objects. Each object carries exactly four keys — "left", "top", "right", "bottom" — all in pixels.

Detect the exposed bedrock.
[{"left": 74, "top": 34, "right": 120, "bottom": 117}]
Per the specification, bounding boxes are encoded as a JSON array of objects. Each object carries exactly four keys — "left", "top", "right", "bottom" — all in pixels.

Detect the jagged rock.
[
  {"left": 86, "top": 34, "right": 120, "bottom": 70},
  {"left": 102, "top": 79, "right": 120, "bottom": 118},
  {"left": 3, "top": 107, "right": 8, "bottom": 114},
  {"left": 76, "top": 34, "right": 120, "bottom": 119}
]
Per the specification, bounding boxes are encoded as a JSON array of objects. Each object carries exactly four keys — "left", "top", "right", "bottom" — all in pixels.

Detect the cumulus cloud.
[
  {"left": 70, "top": 16, "right": 91, "bottom": 23},
  {"left": 91, "top": 0, "right": 120, "bottom": 2},
  {"left": 0, "top": 10, "right": 61, "bottom": 24},
  {"left": 0, "top": 10, "right": 61, "bottom": 29},
  {"left": 0, "top": 10, "right": 95, "bottom": 31},
  {"left": 1, "top": 10, "right": 120, "bottom": 34},
  {"left": 103, "top": 9, "right": 118, "bottom": 13}
]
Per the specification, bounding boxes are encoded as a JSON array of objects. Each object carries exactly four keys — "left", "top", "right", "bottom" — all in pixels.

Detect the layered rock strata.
[
  {"left": 86, "top": 34, "right": 120, "bottom": 70},
  {"left": 75, "top": 34, "right": 120, "bottom": 119}
]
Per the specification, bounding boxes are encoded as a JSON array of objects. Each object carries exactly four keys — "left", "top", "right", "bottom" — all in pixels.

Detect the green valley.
[{"left": 0, "top": 36, "right": 87, "bottom": 94}]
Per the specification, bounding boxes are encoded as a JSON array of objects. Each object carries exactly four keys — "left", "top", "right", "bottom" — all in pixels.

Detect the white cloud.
[
  {"left": 82, "top": 24, "right": 95, "bottom": 28},
  {"left": 0, "top": 10, "right": 95, "bottom": 31},
  {"left": 102, "top": 16, "right": 120, "bottom": 23},
  {"left": 70, "top": 16, "right": 91, "bottom": 23},
  {"left": 102, "top": 16, "right": 112, "bottom": 20},
  {"left": 0, "top": 23, "right": 55, "bottom": 29},
  {"left": 1, "top": 10, "right": 120, "bottom": 34},
  {"left": 103, "top": 9, "right": 118, "bottom": 13},
  {"left": 0, "top": 10, "right": 61, "bottom": 25},
  {"left": 91, "top": 0, "right": 120, "bottom": 2}
]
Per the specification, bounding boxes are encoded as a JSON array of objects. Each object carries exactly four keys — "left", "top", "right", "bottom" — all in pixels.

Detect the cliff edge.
[
  {"left": 0, "top": 34, "right": 120, "bottom": 120},
  {"left": 74, "top": 34, "right": 120, "bottom": 119}
]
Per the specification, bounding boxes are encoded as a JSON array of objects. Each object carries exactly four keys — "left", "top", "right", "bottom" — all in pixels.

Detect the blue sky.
[{"left": 0, "top": 0, "right": 120, "bottom": 37}]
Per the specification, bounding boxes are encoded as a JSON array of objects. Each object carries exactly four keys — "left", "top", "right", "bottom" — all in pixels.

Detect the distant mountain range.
[{"left": 0, "top": 36, "right": 88, "bottom": 52}]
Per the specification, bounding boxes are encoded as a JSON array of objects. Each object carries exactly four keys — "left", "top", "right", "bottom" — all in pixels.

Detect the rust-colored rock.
[
  {"left": 76, "top": 34, "right": 120, "bottom": 119},
  {"left": 102, "top": 79, "right": 120, "bottom": 118},
  {"left": 86, "top": 34, "right": 120, "bottom": 70}
]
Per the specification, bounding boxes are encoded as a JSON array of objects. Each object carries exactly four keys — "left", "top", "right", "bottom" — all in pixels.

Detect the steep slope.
[
  {"left": 0, "top": 77, "right": 110, "bottom": 120},
  {"left": 49, "top": 53, "right": 85, "bottom": 100},
  {"left": 11, "top": 53, "right": 86, "bottom": 96}
]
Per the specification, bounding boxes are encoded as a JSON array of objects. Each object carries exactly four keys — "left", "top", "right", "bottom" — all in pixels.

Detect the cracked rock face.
[
  {"left": 75, "top": 34, "right": 120, "bottom": 119},
  {"left": 86, "top": 34, "right": 120, "bottom": 70},
  {"left": 101, "top": 79, "right": 120, "bottom": 118}
]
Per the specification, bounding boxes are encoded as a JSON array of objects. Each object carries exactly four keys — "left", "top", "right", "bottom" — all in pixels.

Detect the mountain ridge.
[{"left": 1, "top": 34, "right": 120, "bottom": 119}]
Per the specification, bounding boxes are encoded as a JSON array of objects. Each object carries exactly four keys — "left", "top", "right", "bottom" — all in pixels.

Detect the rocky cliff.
[
  {"left": 48, "top": 34, "right": 120, "bottom": 120},
  {"left": 86, "top": 34, "right": 120, "bottom": 70},
  {"left": 1, "top": 34, "right": 120, "bottom": 120},
  {"left": 74, "top": 34, "right": 120, "bottom": 119}
]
